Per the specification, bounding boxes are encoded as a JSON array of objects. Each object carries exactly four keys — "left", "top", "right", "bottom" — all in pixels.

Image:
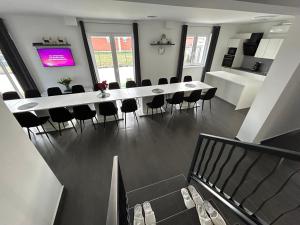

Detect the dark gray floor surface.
[{"left": 32, "top": 97, "right": 249, "bottom": 225}]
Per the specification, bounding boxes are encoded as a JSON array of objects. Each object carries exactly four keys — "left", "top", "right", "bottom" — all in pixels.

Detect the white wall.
[
  {"left": 3, "top": 15, "right": 93, "bottom": 93},
  {"left": 237, "top": 16, "right": 300, "bottom": 142},
  {"left": 138, "top": 21, "right": 182, "bottom": 84},
  {"left": 0, "top": 100, "right": 63, "bottom": 225},
  {"left": 182, "top": 25, "right": 212, "bottom": 81}
]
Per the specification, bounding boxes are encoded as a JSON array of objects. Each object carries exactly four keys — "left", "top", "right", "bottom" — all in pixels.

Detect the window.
[
  {"left": 0, "top": 50, "right": 24, "bottom": 97},
  {"left": 89, "top": 34, "right": 135, "bottom": 88},
  {"left": 184, "top": 35, "right": 210, "bottom": 67}
]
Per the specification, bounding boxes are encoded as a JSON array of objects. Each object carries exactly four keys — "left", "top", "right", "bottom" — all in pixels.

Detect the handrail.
[
  {"left": 106, "top": 156, "right": 129, "bottom": 225},
  {"left": 188, "top": 133, "right": 300, "bottom": 225}
]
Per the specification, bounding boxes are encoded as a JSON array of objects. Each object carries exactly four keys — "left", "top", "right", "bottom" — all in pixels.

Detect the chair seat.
[
  {"left": 166, "top": 98, "right": 182, "bottom": 104},
  {"left": 49, "top": 107, "right": 74, "bottom": 123}
]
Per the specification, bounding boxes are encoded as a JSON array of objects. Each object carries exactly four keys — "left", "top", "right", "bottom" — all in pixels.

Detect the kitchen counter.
[
  {"left": 232, "top": 67, "right": 267, "bottom": 76},
  {"left": 205, "top": 71, "right": 265, "bottom": 110}
]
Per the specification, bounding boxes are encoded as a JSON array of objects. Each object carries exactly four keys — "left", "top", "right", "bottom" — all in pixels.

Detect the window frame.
[{"left": 183, "top": 34, "right": 211, "bottom": 68}]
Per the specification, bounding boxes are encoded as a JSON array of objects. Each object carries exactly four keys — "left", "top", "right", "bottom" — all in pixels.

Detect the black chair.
[
  {"left": 2, "top": 91, "right": 20, "bottom": 100},
  {"left": 73, "top": 105, "right": 97, "bottom": 133},
  {"left": 199, "top": 88, "right": 217, "bottom": 111},
  {"left": 166, "top": 92, "right": 184, "bottom": 114},
  {"left": 170, "top": 77, "right": 179, "bottom": 84},
  {"left": 47, "top": 87, "right": 62, "bottom": 96},
  {"left": 109, "top": 82, "right": 120, "bottom": 90},
  {"left": 48, "top": 107, "right": 77, "bottom": 135},
  {"left": 183, "top": 75, "right": 192, "bottom": 82},
  {"left": 25, "top": 89, "right": 41, "bottom": 98},
  {"left": 14, "top": 112, "right": 51, "bottom": 140},
  {"left": 183, "top": 90, "right": 202, "bottom": 113},
  {"left": 146, "top": 95, "right": 164, "bottom": 118},
  {"left": 141, "top": 79, "right": 152, "bottom": 87},
  {"left": 126, "top": 80, "right": 137, "bottom": 88},
  {"left": 98, "top": 102, "right": 118, "bottom": 127},
  {"left": 72, "top": 85, "right": 85, "bottom": 93},
  {"left": 158, "top": 78, "right": 168, "bottom": 85},
  {"left": 121, "top": 98, "right": 138, "bottom": 127}
]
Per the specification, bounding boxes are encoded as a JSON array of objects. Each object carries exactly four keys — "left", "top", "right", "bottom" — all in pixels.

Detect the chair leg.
[
  {"left": 210, "top": 100, "right": 212, "bottom": 111},
  {"left": 147, "top": 106, "right": 149, "bottom": 115},
  {"left": 134, "top": 112, "right": 139, "bottom": 124},
  {"left": 41, "top": 124, "right": 50, "bottom": 141},
  {"left": 202, "top": 100, "right": 204, "bottom": 111},
  {"left": 36, "top": 126, "right": 41, "bottom": 133},
  {"left": 70, "top": 120, "right": 77, "bottom": 134},
  {"left": 124, "top": 113, "right": 127, "bottom": 128},
  {"left": 62, "top": 122, "right": 66, "bottom": 129},
  {"left": 113, "top": 114, "right": 119, "bottom": 127},
  {"left": 27, "top": 128, "right": 31, "bottom": 140},
  {"left": 180, "top": 103, "right": 183, "bottom": 111},
  {"left": 160, "top": 107, "right": 163, "bottom": 118},
  {"left": 79, "top": 120, "right": 83, "bottom": 133},
  {"left": 91, "top": 118, "right": 96, "bottom": 130},
  {"left": 171, "top": 104, "right": 173, "bottom": 114},
  {"left": 58, "top": 123, "right": 62, "bottom": 136},
  {"left": 104, "top": 116, "right": 106, "bottom": 128},
  {"left": 48, "top": 120, "right": 57, "bottom": 131},
  {"left": 152, "top": 108, "right": 153, "bottom": 119},
  {"left": 188, "top": 102, "right": 190, "bottom": 109},
  {"left": 94, "top": 116, "right": 99, "bottom": 124}
]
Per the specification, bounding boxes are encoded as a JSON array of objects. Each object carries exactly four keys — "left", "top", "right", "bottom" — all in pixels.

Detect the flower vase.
[
  {"left": 64, "top": 84, "right": 71, "bottom": 92},
  {"left": 100, "top": 90, "right": 106, "bottom": 98}
]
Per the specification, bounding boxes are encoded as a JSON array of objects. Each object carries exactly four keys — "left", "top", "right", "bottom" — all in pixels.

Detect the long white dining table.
[{"left": 5, "top": 81, "right": 213, "bottom": 114}]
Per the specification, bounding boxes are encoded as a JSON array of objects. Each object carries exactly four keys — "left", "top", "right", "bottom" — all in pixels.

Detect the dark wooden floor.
[{"left": 32, "top": 97, "right": 248, "bottom": 225}]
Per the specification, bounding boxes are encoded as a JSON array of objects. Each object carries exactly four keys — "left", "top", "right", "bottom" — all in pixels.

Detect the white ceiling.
[{"left": 0, "top": 0, "right": 296, "bottom": 24}]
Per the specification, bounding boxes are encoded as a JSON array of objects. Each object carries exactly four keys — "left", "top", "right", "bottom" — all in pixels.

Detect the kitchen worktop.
[{"left": 232, "top": 67, "right": 267, "bottom": 76}]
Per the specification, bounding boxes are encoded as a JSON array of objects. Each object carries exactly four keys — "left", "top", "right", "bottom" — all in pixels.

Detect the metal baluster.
[
  {"left": 253, "top": 169, "right": 300, "bottom": 214},
  {"left": 269, "top": 204, "right": 300, "bottom": 225},
  {"left": 230, "top": 153, "right": 263, "bottom": 200},
  {"left": 240, "top": 157, "right": 283, "bottom": 207},
  {"left": 201, "top": 141, "right": 217, "bottom": 179},
  {"left": 187, "top": 136, "right": 205, "bottom": 182},
  {"left": 195, "top": 139, "right": 211, "bottom": 176},
  {"left": 206, "top": 143, "right": 226, "bottom": 184},
  {"left": 220, "top": 149, "right": 247, "bottom": 193},
  {"left": 213, "top": 145, "right": 235, "bottom": 188}
]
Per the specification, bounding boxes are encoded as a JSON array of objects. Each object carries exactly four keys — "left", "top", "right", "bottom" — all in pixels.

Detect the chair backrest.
[
  {"left": 48, "top": 107, "right": 71, "bottom": 122},
  {"left": 47, "top": 87, "right": 62, "bottom": 96},
  {"left": 72, "top": 85, "right": 85, "bottom": 93},
  {"left": 121, "top": 98, "right": 137, "bottom": 112},
  {"left": 2, "top": 91, "right": 20, "bottom": 100},
  {"left": 203, "top": 88, "right": 217, "bottom": 100},
  {"left": 151, "top": 95, "right": 165, "bottom": 108},
  {"left": 158, "top": 78, "right": 168, "bottom": 85},
  {"left": 98, "top": 102, "right": 117, "bottom": 116},
  {"left": 170, "top": 77, "right": 179, "bottom": 83},
  {"left": 109, "top": 82, "right": 120, "bottom": 90},
  {"left": 126, "top": 81, "right": 137, "bottom": 88},
  {"left": 14, "top": 112, "right": 38, "bottom": 128},
  {"left": 189, "top": 90, "right": 202, "bottom": 102},
  {"left": 183, "top": 75, "right": 192, "bottom": 82},
  {"left": 25, "top": 89, "right": 41, "bottom": 98},
  {"left": 171, "top": 91, "right": 184, "bottom": 103},
  {"left": 141, "top": 79, "right": 152, "bottom": 87}
]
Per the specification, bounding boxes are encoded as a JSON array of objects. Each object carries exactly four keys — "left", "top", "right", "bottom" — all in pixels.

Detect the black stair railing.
[{"left": 188, "top": 134, "right": 300, "bottom": 225}]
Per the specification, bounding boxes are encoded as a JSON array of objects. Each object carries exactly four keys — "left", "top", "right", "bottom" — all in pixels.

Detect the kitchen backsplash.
[{"left": 241, "top": 56, "right": 273, "bottom": 76}]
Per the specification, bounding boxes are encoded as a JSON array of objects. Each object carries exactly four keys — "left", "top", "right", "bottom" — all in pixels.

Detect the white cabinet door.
[
  {"left": 263, "top": 39, "right": 283, "bottom": 59},
  {"left": 255, "top": 39, "right": 269, "bottom": 58}
]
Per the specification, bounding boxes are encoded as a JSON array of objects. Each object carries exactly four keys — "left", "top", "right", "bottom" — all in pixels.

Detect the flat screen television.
[{"left": 37, "top": 48, "right": 75, "bottom": 67}]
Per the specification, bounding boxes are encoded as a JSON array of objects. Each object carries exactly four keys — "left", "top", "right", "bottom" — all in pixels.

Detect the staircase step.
[{"left": 157, "top": 208, "right": 199, "bottom": 225}]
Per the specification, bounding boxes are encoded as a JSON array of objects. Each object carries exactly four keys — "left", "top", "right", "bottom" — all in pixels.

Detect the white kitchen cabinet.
[
  {"left": 264, "top": 39, "right": 284, "bottom": 59},
  {"left": 255, "top": 39, "right": 284, "bottom": 59}
]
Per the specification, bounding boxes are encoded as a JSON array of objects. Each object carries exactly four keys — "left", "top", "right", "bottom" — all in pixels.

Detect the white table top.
[{"left": 5, "top": 81, "right": 213, "bottom": 113}]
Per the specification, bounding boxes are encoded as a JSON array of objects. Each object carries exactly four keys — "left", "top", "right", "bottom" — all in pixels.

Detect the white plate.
[
  {"left": 18, "top": 102, "right": 38, "bottom": 110},
  {"left": 152, "top": 88, "right": 164, "bottom": 94},
  {"left": 185, "top": 83, "right": 196, "bottom": 88}
]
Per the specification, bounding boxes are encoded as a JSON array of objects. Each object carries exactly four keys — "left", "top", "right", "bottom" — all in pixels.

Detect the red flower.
[{"left": 97, "top": 81, "right": 108, "bottom": 91}]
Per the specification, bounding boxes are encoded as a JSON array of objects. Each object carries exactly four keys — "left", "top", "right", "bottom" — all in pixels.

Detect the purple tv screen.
[{"left": 37, "top": 48, "right": 75, "bottom": 67}]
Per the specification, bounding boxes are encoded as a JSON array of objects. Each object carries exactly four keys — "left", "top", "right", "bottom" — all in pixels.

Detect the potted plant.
[
  {"left": 58, "top": 77, "right": 72, "bottom": 92},
  {"left": 97, "top": 80, "right": 108, "bottom": 97}
]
